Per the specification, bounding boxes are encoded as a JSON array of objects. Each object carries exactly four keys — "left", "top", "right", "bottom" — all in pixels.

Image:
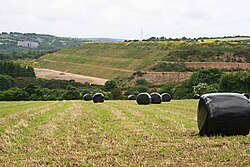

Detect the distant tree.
[
  {"left": 152, "top": 62, "right": 187, "bottom": 72},
  {"left": 188, "top": 68, "right": 223, "bottom": 87},
  {"left": 104, "top": 80, "right": 117, "bottom": 91},
  {"left": 124, "top": 87, "right": 139, "bottom": 96},
  {"left": 171, "top": 68, "right": 223, "bottom": 99},
  {"left": 44, "top": 89, "right": 63, "bottom": 100},
  {"left": 103, "top": 92, "right": 112, "bottom": 100},
  {"left": 0, "top": 74, "right": 15, "bottom": 91},
  {"left": 62, "top": 86, "right": 80, "bottom": 100},
  {"left": 159, "top": 83, "right": 175, "bottom": 94},
  {"left": 219, "top": 70, "right": 250, "bottom": 93},
  {"left": 0, "top": 89, "right": 15, "bottom": 101},
  {"left": 12, "top": 88, "right": 29, "bottom": 101},
  {"left": 25, "top": 83, "right": 38, "bottom": 95},
  {"left": 135, "top": 85, "right": 148, "bottom": 93},
  {"left": 159, "top": 36, "right": 166, "bottom": 41},
  {"left": 136, "top": 78, "right": 150, "bottom": 86},
  {"left": 148, "top": 37, "right": 156, "bottom": 41},
  {"left": 0, "top": 88, "right": 29, "bottom": 101},
  {"left": 66, "top": 85, "right": 77, "bottom": 91},
  {"left": 111, "top": 88, "right": 123, "bottom": 100},
  {"left": 133, "top": 71, "right": 143, "bottom": 77},
  {"left": 193, "top": 83, "right": 219, "bottom": 95},
  {"left": 171, "top": 80, "right": 193, "bottom": 99},
  {"left": 0, "top": 61, "right": 35, "bottom": 77}
]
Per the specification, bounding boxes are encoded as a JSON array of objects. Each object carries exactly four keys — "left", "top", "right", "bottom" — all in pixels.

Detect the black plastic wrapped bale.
[
  {"left": 93, "top": 93, "right": 105, "bottom": 103},
  {"left": 128, "top": 95, "right": 136, "bottom": 100},
  {"left": 161, "top": 93, "right": 171, "bottom": 102},
  {"left": 136, "top": 93, "right": 151, "bottom": 105},
  {"left": 193, "top": 94, "right": 200, "bottom": 99},
  {"left": 198, "top": 93, "right": 250, "bottom": 136},
  {"left": 150, "top": 92, "right": 162, "bottom": 104},
  {"left": 83, "top": 94, "right": 93, "bottom": 101},
  {"left": 243, "top": 93, "right": 249, "bottom": 99}
]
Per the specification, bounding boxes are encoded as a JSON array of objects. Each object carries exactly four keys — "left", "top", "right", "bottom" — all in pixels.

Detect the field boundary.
[{"left": 185, "top": 62, "right": 250, "bottom": 69}]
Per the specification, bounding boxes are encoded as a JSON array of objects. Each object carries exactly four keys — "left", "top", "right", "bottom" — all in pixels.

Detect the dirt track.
[{"left": 34, "top": 68, "right": 108, "bottom": 85}]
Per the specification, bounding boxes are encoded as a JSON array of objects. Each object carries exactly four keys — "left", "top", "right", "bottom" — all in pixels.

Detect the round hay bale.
[
  {"left": 161, "top": 93, "right": 171, "bottom": 102},
  {"left": 193, "top": 94, "right": 200, "bottom": 99},
  {"left": 198, "top": 93, "right": 250, "bottom": 136},
  {"left": 128, "top": 95, "right": 136, "bottom": 100},
  {"left": 136, "top": 93, "right": 151, "bottom": 105},
  {"left": 83, "top": 94, "right": 93, "bottom": 101},
  {"left": 150, "top": 92, "right": 162, "bottom": 104},
  {"left": 243, "top": 93, "right": 249, "bottom": 99},
  {"left": 93, "top": 93, "right": 105, "bottom": 103}
]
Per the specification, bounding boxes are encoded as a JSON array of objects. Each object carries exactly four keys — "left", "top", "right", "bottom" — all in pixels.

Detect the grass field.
[{"left": 0, "top": 100, "right": 249, "bottom": 166}]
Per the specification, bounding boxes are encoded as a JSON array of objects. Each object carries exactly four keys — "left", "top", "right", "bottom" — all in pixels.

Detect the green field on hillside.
[
  {"left": 37, "top": 41, "right": 250, "bottom": 79},
  {"left": 0, "top": 100, "right": 249, "bottom": 166},
  {"left": 203, "top": 36, "right": 250, "bottom": 42}
]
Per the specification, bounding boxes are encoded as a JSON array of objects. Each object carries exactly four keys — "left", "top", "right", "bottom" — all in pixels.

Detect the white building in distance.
[{"left": 17, "top": 41, "right": 39, "bottom": 48}]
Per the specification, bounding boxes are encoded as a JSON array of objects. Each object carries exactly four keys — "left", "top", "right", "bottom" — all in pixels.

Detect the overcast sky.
[{"left": 0, "top": 0, "right": 249, "bottom": 39}]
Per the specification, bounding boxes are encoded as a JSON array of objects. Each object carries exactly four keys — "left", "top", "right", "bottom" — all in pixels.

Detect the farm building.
[{"left": 17, "top": 41, "right": 39, "bottom": 48}]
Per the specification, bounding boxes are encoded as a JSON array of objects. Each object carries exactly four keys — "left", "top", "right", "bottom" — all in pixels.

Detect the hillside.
[
  {"left": 0, "top": 100, "right": 249, "bottom": 166},
  {"left": 37, "top": 41, "right": 250, "bottom": 80},
  {"left": 0, "top": 32, "right": 84, "bottom": 59}
]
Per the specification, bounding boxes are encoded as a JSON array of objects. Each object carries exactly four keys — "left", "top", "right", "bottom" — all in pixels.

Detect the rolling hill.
[
  {"left": 37, "top": 40, "right": 250, "bottom": 81},
  {"left": 0, "top": 32, "right": 85, "bottom": 56}
]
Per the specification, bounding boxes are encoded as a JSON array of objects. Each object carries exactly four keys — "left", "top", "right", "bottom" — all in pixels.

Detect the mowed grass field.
[{"left": 0, "top": 100, "right": 249, "bottom": 166}]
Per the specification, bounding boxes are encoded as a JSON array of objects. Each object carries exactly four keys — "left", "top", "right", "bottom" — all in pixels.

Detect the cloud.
[{"left": 0, "top": 0, "right": 249, "bottom": 38}]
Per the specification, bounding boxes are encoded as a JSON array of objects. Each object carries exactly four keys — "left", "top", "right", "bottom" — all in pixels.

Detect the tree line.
[
  {"left": 0, "top": 61, "right": 35, "bottom": 77},
  {"left": 124, "top": 35, "right": 250, "bottom": 43},
  {"left": 0, "top": 62, "right": 249, "bottom": 101}
]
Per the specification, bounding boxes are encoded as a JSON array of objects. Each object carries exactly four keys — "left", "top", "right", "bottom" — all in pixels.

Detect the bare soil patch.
[{"left": 34, "top": 68, "right": 108, "bottom": 85}]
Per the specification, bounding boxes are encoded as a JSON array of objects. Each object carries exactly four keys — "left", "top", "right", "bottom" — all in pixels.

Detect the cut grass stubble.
[{"left": 0, "top": 100, "right": 249, "bottom": 166}]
